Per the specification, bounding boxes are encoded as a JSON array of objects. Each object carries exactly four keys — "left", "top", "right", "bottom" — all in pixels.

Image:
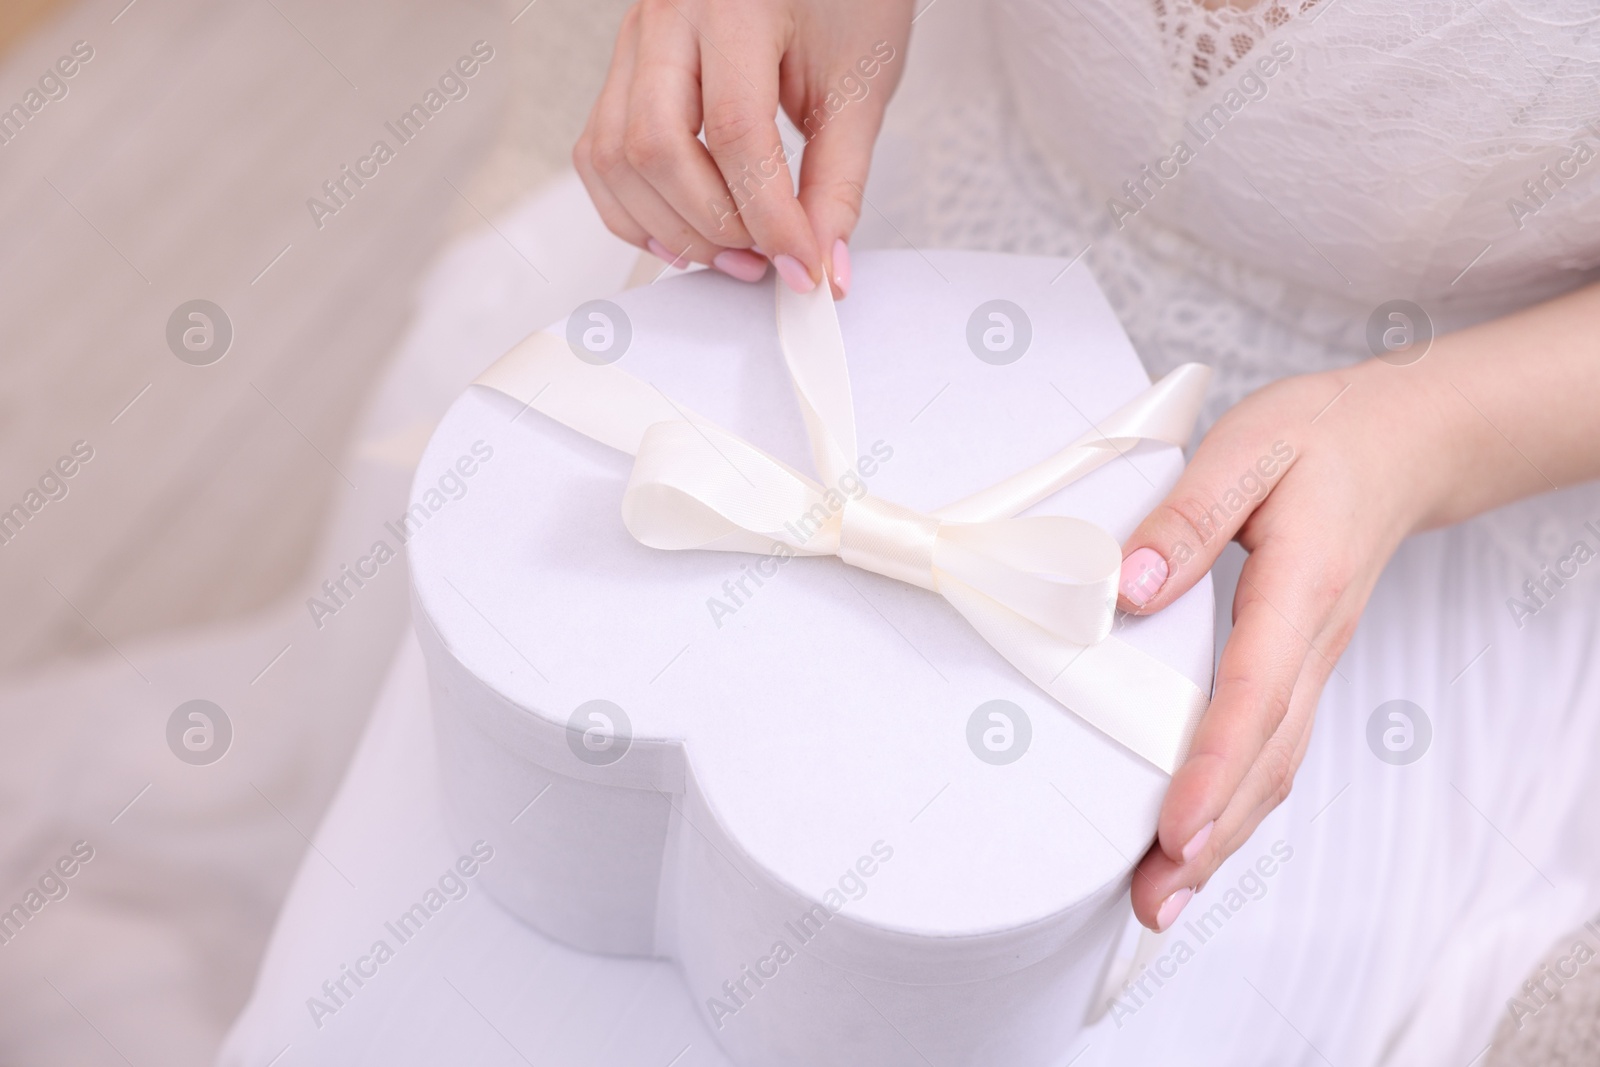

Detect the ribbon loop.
[{"left": 473, "top": 279, "right": 1215, "bottom": 774}]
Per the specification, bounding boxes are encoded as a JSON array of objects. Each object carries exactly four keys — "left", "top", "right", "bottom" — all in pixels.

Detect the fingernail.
[
  {"left": 1155, "top": 887, "right": 1193, "bottom": 932},
  {"left": 831, "top": 239, "right": 852, "bottom": 297},
  {"left": 1119, "top": 547, "right": 1168, "bottom": 608},
  {"left": 772, "top": 253, "right": 816, "bottom": 294},
  {"left": 1180, "top": 820, "right": 1213, "bottom": 864},
  {"left": 712, "top": 248, "right": 769, "bottom": 283},
  {"left": 647, "top": 238, "right": 688, "bottom": 269}
]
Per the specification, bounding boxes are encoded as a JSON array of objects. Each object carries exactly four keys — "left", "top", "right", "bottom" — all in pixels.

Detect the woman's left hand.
[{"left": 1115, "top": 356, "right": 1459, "bottom": 931}]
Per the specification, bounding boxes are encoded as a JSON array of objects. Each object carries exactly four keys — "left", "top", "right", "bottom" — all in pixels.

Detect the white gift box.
[{"left": 410, "top": 250, "right": 1213, "bottom": 1066}]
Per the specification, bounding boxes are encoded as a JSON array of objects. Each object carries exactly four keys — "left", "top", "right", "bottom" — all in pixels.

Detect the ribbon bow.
[{"left": 475, "top": 281, "right": 1212, "bottom": 773}]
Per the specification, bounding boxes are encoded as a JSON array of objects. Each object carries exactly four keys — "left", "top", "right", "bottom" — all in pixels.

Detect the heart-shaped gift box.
[{"left": 411, "top": 249, "right": 1214, "bottom": 1066}]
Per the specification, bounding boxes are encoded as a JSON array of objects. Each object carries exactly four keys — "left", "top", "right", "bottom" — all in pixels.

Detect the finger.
[
  {"left": 1154, "top": 544, "right": 1332, "bottom": 868},
  {"left": 1117, "top": 428, "right": 1298, "bottom": 615},
  {"left": 574, "top": 9, "right": 652, "bottom": 249},
  {"left": 793, "top": 72, "right": 894, "bottom": 298},
  {"left": 698, "top": 16, "right": 822, "bottom": 292},
  {"left": 1131, "top": 645, "right": 1322, "bottom": 928},
  {"left": 585, "top": 8, "right": 729, "bottom": 267},
  {"left": 624, "top": 0, "right": 763, "bottom": 261}
]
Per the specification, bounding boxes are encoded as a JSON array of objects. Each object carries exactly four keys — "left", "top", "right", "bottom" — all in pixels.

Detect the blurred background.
[{"left": 0, "top": 0, "right": 631, "bottom": 1062}]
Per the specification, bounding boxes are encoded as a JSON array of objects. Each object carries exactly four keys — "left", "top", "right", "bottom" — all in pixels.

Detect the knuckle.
[
  {"left": 590, "top": 134, "right": 629, "bottom": 181},
  {"left": 599, "top": 214, "right": 637, "bottom": 245},
  {"left": 1160, "top": 497, "right": 1221, "bottom": 551},
  {"left": 703, "top": 100, "right": 765, "bottom": 155},
  {"left": 1303, "top": 558, "right": 1350, "bottom": 614},
  {"left": 1258, "top": 742, "right": 1297, "bottom": 805},
  {"left": 815, "top": 180, "right": 863, "bottom": 229},
  {"left": 622, "top": 125, "right": 676, "bottom": 175}
]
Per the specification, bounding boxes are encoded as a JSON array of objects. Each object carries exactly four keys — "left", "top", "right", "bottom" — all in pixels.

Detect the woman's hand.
[
  {"left": 574, "top": 0, "right": 914, "bottom": 297},
  {"left": 1117, "top": 357, "right": 1463, "bottom": 931},
  {"left": 1120, "top": 275, "right": 1600, "bottom": 931}
]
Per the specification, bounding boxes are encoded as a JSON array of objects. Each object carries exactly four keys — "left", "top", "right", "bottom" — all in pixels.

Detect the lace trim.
[{"left": 1154, "top": 0, "right": 1324, "bottom": 90}]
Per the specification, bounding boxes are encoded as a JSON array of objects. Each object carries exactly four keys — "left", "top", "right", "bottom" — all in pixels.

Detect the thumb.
[
  {"left": 794, "top": 77, "right": 894, "bottom": 299},
  {"left": 1117, "top": 433, "right": 1297, "bottom": 614}
]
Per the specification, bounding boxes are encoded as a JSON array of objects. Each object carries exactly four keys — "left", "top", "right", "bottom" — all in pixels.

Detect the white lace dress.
[{"left": 851, "top": 0, "right": 1600, "bottom": 1062}]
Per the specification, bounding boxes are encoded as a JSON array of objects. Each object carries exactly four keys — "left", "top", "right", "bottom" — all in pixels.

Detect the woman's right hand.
[{"left": 574, "top": 0, "right": 914, "bottom": 297}]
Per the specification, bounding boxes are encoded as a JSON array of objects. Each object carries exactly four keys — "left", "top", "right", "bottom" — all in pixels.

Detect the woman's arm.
[{"left": 1120, "top": 279, "right": 1600, "bottom": 931}]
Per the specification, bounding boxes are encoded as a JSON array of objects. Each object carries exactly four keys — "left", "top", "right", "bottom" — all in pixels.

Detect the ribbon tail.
[
  {"left": 940, "top": 578, "right": 1208, "bottom": 775},
  {"left": 474, "top": 331, "right": 705, "bottom": 457},
  {"left": 775, "top": 281, "right": 859, "bottom": 487},
  {"left": 936, "top": 363, "right": 1212, "bottom": 523}
]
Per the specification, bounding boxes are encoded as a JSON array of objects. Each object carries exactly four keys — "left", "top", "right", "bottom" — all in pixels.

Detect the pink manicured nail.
[
  {"left": 772, "top": 253, "right": 816, "bottom": 294},
  {"left": 712, "top": 248, "right": 769, "bottom": 283},
  {"left": 1119, "top": 547, "right": 1168, "bottom": 608},
  {"left": 646, "top": 238, "right": 689, "bottom": 269},
  {"left": 1180, "top": 820, "right": 1213, "bottom": 863},
  {"left": 1156, "top": 887, "right": 1193, "bottom": 932},
  {"left": 831, "top": 239, "right": 852, "bottom": 297}
]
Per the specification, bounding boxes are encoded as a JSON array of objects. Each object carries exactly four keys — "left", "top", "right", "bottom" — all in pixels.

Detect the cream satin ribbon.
[{"left": 474, "top": 281, "right": 1213, "bottom": 774}]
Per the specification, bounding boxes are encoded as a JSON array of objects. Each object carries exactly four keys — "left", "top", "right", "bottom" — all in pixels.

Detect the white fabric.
[{"left": 222, "top": 1, "right": 1600, "bottom": 1063}]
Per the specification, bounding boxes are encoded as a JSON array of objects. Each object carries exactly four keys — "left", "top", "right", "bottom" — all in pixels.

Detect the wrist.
[{"left": 1346, "top": 353, "right": 1485, "bottom": 536}]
